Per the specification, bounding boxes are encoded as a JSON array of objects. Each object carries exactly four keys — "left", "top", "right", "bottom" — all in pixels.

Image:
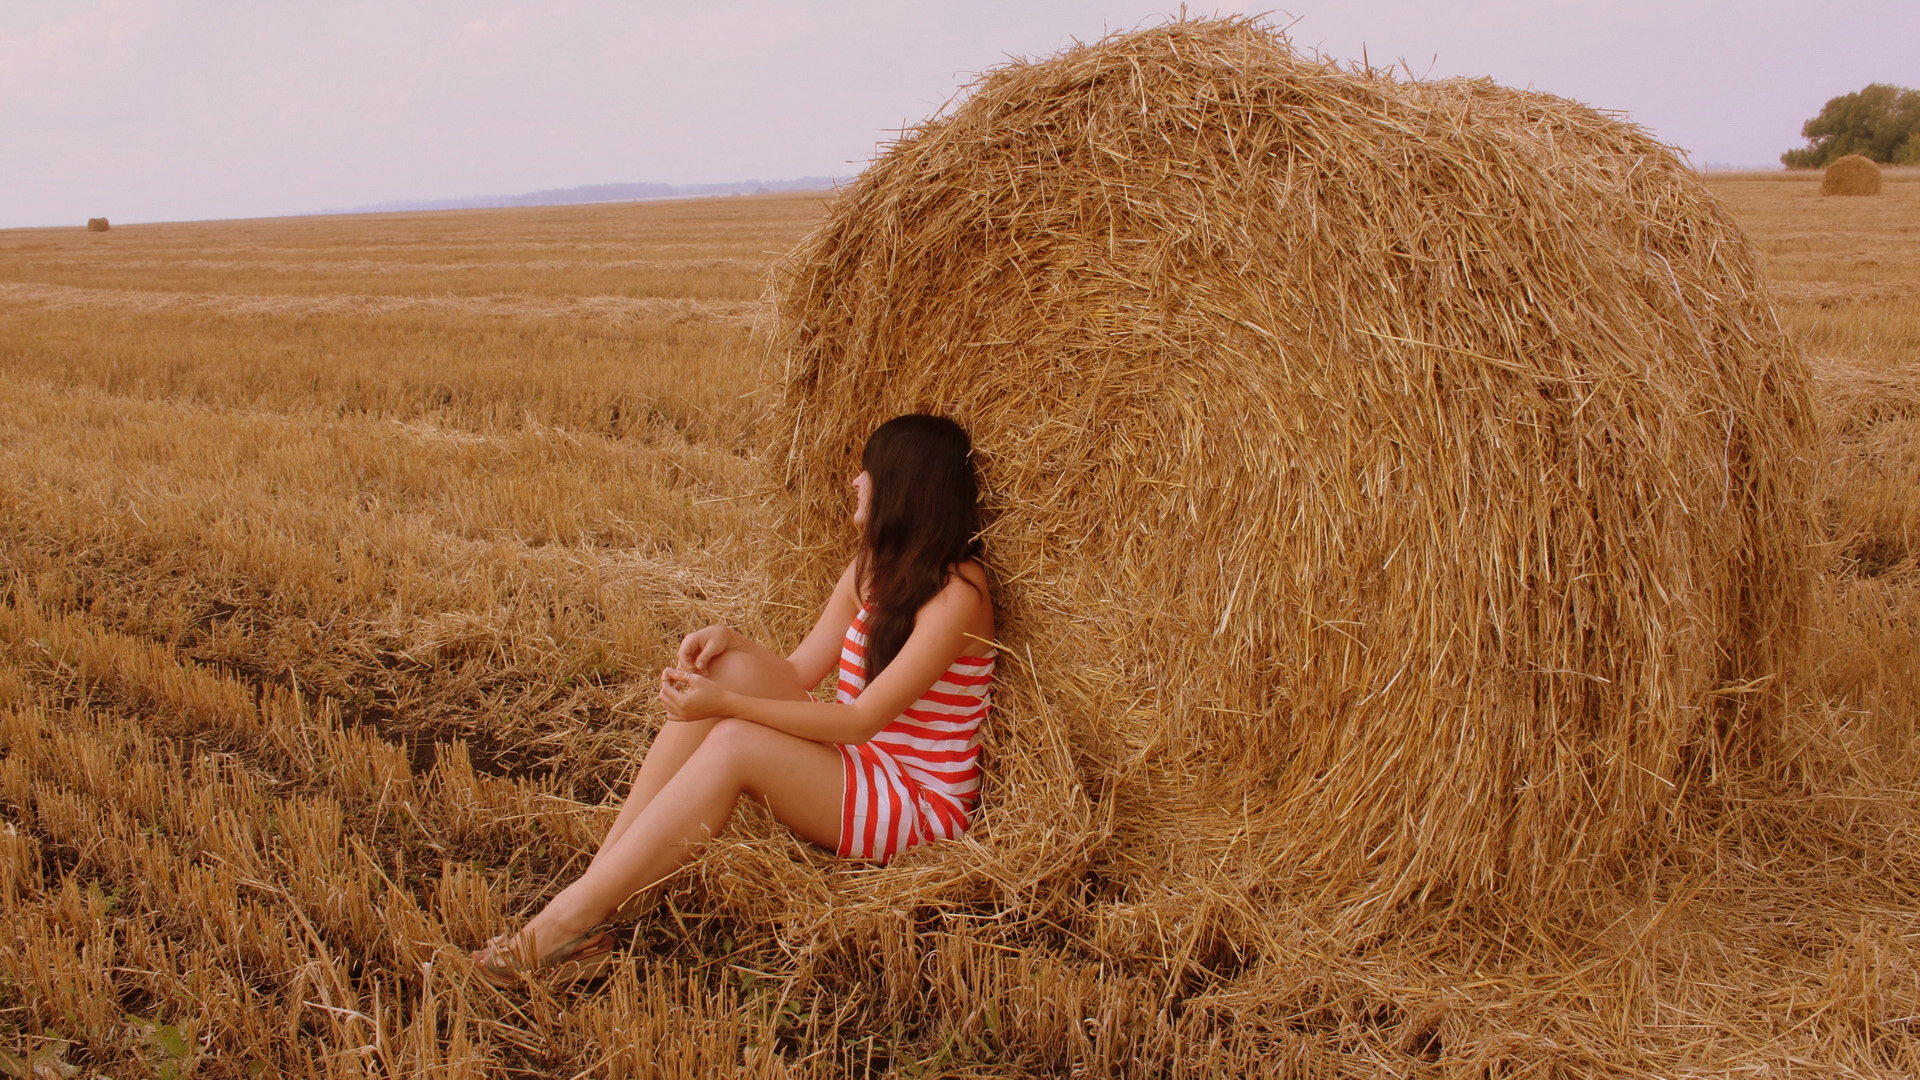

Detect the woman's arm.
[
  {"left": 659, "top": 573, "right": 988, "bottom": 745},
  {"left": 784, "top": 561, "right": 862, "bottom": 689}
]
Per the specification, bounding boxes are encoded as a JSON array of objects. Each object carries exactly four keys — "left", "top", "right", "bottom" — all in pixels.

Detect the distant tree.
[{"left": 1781, "top": 83, "right": 1920, "bottom": 168}]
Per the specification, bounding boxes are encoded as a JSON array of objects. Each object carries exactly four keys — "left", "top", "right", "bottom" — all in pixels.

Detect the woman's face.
[{"left": 851, "top": 470, "right": 872, "bottom": 527}]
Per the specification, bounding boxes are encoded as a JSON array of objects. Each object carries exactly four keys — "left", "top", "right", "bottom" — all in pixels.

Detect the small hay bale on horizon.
[
  {"left": 86, "top": 217, "right": 110, "bottom": 232},
  {"left": 1821, "top": 154, "right": 1883, "bottom": 195},
  {"left": 768, "top": 18, "right": 1814, "bottom": 921}
]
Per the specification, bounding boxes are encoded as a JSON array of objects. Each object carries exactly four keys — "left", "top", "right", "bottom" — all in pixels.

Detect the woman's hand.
[
  {"left": 658, "top": 667, "right": 730, "bottom": 722},
  {"left": 676, "top": 625, "right": 735, "bottom": 675}
]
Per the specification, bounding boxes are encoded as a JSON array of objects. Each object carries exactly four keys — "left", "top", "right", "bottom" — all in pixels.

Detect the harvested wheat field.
[{"left": 4, "top": 32, "right": 1919, "bottom": 1080}]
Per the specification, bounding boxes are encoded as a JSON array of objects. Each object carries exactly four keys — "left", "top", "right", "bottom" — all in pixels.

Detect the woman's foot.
[{"left": 470, "top": 923, "right": 617, "bottom": 988}]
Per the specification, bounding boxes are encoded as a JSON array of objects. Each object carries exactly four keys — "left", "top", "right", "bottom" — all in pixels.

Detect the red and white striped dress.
[{"left": 834, "top": 604, "right": 994, "bottom": 862}]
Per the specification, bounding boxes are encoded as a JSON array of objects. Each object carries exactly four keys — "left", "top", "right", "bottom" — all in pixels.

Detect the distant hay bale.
[
  {"left": 1821, "top": 154, "right": 1883, "bottom": 196},
  {"left": 86, "top": 217, "right": 110, "bottom": 232},
  {"left": 769, "top": 19, "right": 1814, "bottom": 918}
]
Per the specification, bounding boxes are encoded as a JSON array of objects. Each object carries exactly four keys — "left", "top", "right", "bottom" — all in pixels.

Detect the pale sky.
[{"left": 4, "top": 0, "right": 1915, "bottom": 228}]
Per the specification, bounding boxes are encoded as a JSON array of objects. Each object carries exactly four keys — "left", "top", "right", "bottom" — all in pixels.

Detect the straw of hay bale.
[
  {"left": 767, "top": 19, "right": 1814, "bottom": 918},
  {"left": 1820, "top": 154, "right": 1883, "bottom": 196},
  {"left": 86, "top": 217, "right": 110, "bottom": 232}
]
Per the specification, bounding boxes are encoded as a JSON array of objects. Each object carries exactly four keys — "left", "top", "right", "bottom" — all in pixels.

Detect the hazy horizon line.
[{"left": 323, "top": 174, "right": 854, "bottom": 216}]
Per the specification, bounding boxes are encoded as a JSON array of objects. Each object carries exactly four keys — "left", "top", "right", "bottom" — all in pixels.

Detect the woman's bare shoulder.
[
  {"left": 945, "top": 561, "right": 995, "bottom": 644},
  {"left": 948, "top": 559, "right": 991, "bottom": 594},
  {"left": 933, "top": 561, "right": 993, "bottom": 627}
]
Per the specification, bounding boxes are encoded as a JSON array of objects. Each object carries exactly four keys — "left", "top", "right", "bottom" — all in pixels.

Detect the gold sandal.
[{"left": 473, "top": 926, "right": 617, "bottom": 988}]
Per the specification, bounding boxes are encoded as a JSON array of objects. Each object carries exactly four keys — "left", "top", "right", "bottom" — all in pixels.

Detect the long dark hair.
[{"left": 855, "top": 414, "right": 983, "bottom": 679}]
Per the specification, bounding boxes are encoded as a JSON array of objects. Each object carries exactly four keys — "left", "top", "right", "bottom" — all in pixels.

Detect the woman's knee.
[
  {"left": 704, "top": 648, "right": 795, "bottom": 697},
  {"left": 703, "top": 647, "right": 754, "bottom": 684}
]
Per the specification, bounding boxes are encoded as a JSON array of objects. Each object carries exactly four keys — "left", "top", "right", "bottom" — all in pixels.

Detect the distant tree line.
[{"left": 1782, "top": 83, "right": 1920, "bottom": 168}]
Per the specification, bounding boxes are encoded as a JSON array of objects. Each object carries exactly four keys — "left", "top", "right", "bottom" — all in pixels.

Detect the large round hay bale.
[
  {"left": 1821, "top": 154, "right": 1883, "bottom": 195},
  {"left": 86, "top": 217, "right": 110, "bottom": 232},
  {"left": 769, "top": 19, "right": 1813, "bottom": 916}
]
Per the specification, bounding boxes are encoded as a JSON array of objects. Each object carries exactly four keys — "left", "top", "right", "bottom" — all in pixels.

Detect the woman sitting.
[{"left": 473, "top": 413, "right": 996, "bottom": 983}]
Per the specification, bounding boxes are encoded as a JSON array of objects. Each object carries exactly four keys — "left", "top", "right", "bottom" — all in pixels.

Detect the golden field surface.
[{"left": 1, "top": 173, "right": 1916, "bottom": 1077}]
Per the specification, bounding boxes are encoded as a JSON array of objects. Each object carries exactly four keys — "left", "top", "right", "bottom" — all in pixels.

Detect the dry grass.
[{"left": 0, "top": 64, "right": 1916, "bottom": 1080}]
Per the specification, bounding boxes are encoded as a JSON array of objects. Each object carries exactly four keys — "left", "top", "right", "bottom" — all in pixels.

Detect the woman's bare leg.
[
  {"left": 501, "top": 717, "right": 844, "bottom": 958},
  {"left": 589, "top": 647, "right": 812, "bottom": 866}
]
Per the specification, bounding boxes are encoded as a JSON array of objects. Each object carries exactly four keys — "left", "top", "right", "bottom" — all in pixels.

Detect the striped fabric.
[{"left": 834, "top": 604, "right": 994, "bottom": 862}]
